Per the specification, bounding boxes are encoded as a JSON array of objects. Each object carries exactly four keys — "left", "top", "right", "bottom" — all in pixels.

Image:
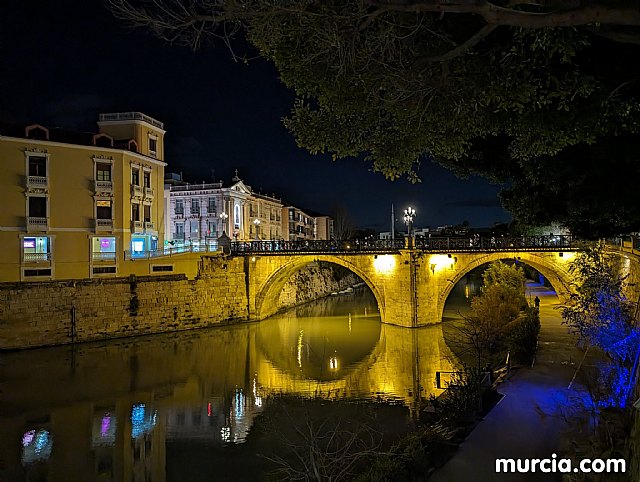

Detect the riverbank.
[{"left": 432, "top": 283, "right": 592, "bottom": 482}]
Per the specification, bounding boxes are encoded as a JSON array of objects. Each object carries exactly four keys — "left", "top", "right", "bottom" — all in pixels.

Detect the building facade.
[
  {"left": 0, "top": 112, "right": 166, "bottom": 282},
  {"left": 164, "top": 174, "right": 283, "bottom": 243}
]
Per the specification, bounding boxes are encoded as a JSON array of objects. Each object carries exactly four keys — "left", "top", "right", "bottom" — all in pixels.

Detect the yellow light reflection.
[
  {"left": 429, "top": 254, "right": 455, "bottom": 274},
  {"left": 329, "top": 354, "right": 339, "bottom": 371},
  {"left": 373, "top": 255, "right": 396, "bottom": 274},
  {"left": 297, "top": 330, "right": 304, "bottom": 368}
]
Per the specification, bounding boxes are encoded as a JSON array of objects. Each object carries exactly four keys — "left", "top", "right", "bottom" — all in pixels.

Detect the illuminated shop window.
[
  {"left": 92, "top": 237, "right": 116, "bottom": 260},
  {"left": 23, "top": 236, "right": 50, "bottom": 262}
]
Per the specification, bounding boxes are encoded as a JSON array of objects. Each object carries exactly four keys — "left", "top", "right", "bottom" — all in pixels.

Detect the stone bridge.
[{"left": 233, "top": 236, "right": 579, "bottom": 328}]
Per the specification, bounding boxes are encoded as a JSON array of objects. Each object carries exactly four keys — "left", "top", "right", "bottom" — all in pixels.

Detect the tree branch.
[
  {"left": 427, "top": 23, "right": 497, "bottom": 62},
  {"left": 368, "top": 1, "right": 640, "bottom": 28}
]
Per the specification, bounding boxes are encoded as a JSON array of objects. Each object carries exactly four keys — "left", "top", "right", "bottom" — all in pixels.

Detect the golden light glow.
[
  {"left": 329, "top": 355, "right": 339, "bottom": 371},
  {"left": 297, "top": 330, "right": 304, "bottom": 368},
  {"left": 373, "top": 255, "right": 396, "bottom": 274},
  {"left": 557, "top": 252, "right": 576, "bottom": 262},
  {"left": 429, "top": 254, "right": 455, "bottom": 274}
]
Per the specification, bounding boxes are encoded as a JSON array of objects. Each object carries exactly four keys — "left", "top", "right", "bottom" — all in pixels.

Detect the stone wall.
[
  {"left": 0, "top": 256, "right": 248, "bottom": 350},
  {"left": 277, "top": 261, "right": 361, "bottom": 309}
]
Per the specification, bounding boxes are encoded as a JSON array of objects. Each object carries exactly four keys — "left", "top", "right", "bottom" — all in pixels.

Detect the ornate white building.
[{"left": 163, "top": 173, "right": 283, "bottom": 243}]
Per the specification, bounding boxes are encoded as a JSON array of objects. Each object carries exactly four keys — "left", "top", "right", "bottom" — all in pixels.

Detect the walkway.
[{"left": 432, "top": 284, "right": 589, "bottom": 482}]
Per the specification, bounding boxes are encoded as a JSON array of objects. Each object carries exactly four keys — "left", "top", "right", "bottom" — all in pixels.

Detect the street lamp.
[
  {"left": 219, "top": 212, "right": 228, "bottom": 236},
  {"left": 404, "top": 206, "right": 416, "bottom": 236},
  {"left": 253, "top": 218, "right": 261, "bottom": 240}
]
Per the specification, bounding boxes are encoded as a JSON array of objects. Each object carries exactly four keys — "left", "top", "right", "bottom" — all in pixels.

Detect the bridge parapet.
[{"left": 231, "top": 235, "right": 578, "bottom": 255}]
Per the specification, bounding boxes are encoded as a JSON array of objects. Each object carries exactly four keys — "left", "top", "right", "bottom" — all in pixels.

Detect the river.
[{"left": 0, "top": 279, "right": 480, "bottom": 481}]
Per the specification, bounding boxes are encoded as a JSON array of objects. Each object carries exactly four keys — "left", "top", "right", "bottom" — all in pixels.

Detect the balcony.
[
  {"left": 27, "top": 217, "right": 48, "bottom": 232},
  {"left": 131, "top": 185, "right": 143, "bottom": 198},
  {"left": 144, "top": 221, "right": 155, "bottom": 231},
  {"left": 95, "top": 218, "right": 113, "bottom": 232},
  {"left": 94, "top": 180, "right": 113, "bottom": 193},
  {"left": 132, "top": 220, "right": 144, "bottom": 233},
  {"left": 23, "top": 252, "right": 51, "bottom": 263},
  {"left": 144, "top": 187, "right": 154, "bottom": 199},
  {"left": 27, "top": 176, "right": 48, "bottom": 189}
]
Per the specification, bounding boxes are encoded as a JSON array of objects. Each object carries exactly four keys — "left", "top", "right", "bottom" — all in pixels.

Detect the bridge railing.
[
  {"left": 414, "top": 235, "right": 576, "bottom": 251},
  {"left": 230, "top": 238, "right": 406, "bottom": 254},
  {"left": 229, "top": 235, "right": 577, "bottom": 254}
]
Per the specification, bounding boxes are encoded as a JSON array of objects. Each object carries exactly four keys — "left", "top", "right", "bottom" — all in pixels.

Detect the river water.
[{"left": 0, "top": 280, "right": 480, "bottom": 482}]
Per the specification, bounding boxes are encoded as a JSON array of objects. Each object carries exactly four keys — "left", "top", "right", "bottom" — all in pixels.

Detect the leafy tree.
[
  {"left": 110, "top": 1, "right": 640, "bottom": 236},
  {"left": 482, "top": 259, "right": 526, "bottom": 293},
  {"left": 561, "top": 241, "right": 639, "bottom": 364},
  {"left": 447, "top": 261, "right": 528, "bottom": 368}
]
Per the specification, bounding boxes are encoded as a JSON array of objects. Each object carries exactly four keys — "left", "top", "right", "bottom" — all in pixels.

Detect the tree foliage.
[
  {"left": 561, "top": 241, "right": 639, "bottom": 364},
  {"left": 110, "top": 1, "right": 640, "bottom": 236}
]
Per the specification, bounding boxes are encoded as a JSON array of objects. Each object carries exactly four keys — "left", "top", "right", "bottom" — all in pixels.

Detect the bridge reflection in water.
[{"left": 0, "top": 291, "right": 457, "bottom": 481}]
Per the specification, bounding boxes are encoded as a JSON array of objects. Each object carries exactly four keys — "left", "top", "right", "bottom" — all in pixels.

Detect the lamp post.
[
  {"left": 404, "top": 206, "right": 416, "bottom": 249},
  {"left": 253, "top": 218, "right": 261, "bottom": 240},
  {"left": 404, "top": 206, "right": 416, "bottom": 236},
  {"left": 219, "top": 211, "right": 228, "bottom": 237}
]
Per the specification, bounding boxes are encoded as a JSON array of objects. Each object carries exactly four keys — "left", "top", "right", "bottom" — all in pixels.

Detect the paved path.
[{"left": 432, "top": 284, "right": 588, "bottom": 482}]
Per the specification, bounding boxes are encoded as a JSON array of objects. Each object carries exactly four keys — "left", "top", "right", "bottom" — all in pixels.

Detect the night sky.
[{"left": 0, "top": 0, "right": 511, "bottom": 231}]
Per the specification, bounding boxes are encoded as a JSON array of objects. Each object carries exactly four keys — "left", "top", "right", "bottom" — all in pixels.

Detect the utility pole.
[{"left": 391, "top": 204, "right": 395, "bottom": 240}]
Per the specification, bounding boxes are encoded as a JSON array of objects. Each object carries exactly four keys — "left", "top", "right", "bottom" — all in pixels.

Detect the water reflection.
[{"left": 0, "top": 290, "right": 456, "bottom": 481}]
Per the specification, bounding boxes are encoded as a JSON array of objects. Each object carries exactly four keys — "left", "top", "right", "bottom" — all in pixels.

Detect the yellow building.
[{"left": 0, "top": 112, "right": 166, "bottom": 282}]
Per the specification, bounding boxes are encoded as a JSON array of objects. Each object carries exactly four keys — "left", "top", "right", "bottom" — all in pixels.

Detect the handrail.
[
  {"left": 230, "top": 235, "right": 578, "bottom": 255},
  {"left": 125, "top": 241, "right": 219, "bottom": 260}
]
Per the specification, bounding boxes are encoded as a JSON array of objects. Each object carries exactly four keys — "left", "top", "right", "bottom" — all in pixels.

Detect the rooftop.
[{"left": 98, "top": 112, "right": 164, "bottom": 129}]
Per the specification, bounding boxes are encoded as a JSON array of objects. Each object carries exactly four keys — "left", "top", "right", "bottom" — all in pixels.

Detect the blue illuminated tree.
[{"left": 561, "top": 241, "right": 640, "bottom": 407}]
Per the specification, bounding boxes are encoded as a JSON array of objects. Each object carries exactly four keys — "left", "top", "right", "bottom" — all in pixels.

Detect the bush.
[{"left": 505, "top": 307, "right": 540, "bottom": 365}]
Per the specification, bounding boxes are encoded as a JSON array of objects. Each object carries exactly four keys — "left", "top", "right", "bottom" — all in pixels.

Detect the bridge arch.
[
  {"left": 435, "top": 251, "right": 575, "bottom": 323},
  {"left": 254, "top": 255, "right": 387, "bottom": 321}
]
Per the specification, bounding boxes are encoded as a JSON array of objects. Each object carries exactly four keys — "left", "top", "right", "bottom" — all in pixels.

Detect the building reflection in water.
[{"left": 1, "top": 290, "right": 457, "bottom": 481}]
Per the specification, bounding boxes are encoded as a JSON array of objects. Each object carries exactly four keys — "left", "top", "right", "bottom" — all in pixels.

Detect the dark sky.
[{"left": 0, "top": 0, "right": 511, "bottom": 231}]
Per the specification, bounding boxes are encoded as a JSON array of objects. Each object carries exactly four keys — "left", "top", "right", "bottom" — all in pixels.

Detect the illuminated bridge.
[{"left": 231, "top": 236, "right": 580, "bottom": 327}]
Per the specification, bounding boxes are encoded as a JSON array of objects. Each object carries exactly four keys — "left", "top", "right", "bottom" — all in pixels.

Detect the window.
[
  {"left": 28, "top": 156, "right": 47, "bottom": 177},
  {"left": 132, "top": 203, "right": 140, "bottom": 222},
  {"left": 131, "top": 168, "right": 140, "bottom": 186},
  {"left": 96, "top": 163, "right": 111, "bottom": 182},
  {"left": 92, "top": 236, "right": 116, "bottom": 261},
  {"left": 191, "top": 199, "right": 200, "bottom": 215},
  {"left": 143, "top": 171, "right": 151, "bottom": 188},
  {"left": 131, "top": 236, "right": 145, "bottom": 253},
  {"left": 175, "top": 223, "right": 184, "bottom": 240},
  {"left": 149, "top": 137, "right": 157, "bottom": 155},
  {"left": 190, "top": 220, "right": 199, "bottom": 237},
  {"left": 96, "top": 200, "right": 112, "bottom": 220},
  {"left": 207, "top": 197, "right": 216, "bottom": 214},
  {"left": 234, "top": 204, "right": 241, "bottom": 229},
  {"left": 28, "top": 196, "right": 47, "bottom": 218},
  {"left": 208, "top": 221, "right": 216, "bottom": 236},
  {"left": 175, "top": 199, "right": 184, "bottom": 215},
  {"left": 23, "top": 236, "right": 50, "bottom": 261},
  {"left": 143, "top": 205, "right": 151, "bottom": 223}
]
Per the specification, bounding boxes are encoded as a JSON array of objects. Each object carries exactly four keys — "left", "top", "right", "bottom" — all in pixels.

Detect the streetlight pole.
[
  {"left": 404, "top": 206, "right": 416, "bottom": 248},
  {"left": 253, "top": 218, "right": 261, "bottom": 240},
  {"left": 219, "top": 211, "right": 228, "bottom": 237}
]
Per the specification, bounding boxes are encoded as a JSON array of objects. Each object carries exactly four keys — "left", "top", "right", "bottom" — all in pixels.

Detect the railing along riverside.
[
  {"left": 230, "top": 235, "right": 577, "bottom": 254},
  {"left": 125, "top": 241, "right": 219, "bottom": 260}
]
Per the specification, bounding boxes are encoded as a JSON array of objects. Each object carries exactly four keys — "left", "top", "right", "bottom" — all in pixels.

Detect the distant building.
[
  {"left": 282, "top": 206, "right": 334, "bottom": 241},
  {"left": 0, "top": 112, "right": 166, "bottom": 282}
]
